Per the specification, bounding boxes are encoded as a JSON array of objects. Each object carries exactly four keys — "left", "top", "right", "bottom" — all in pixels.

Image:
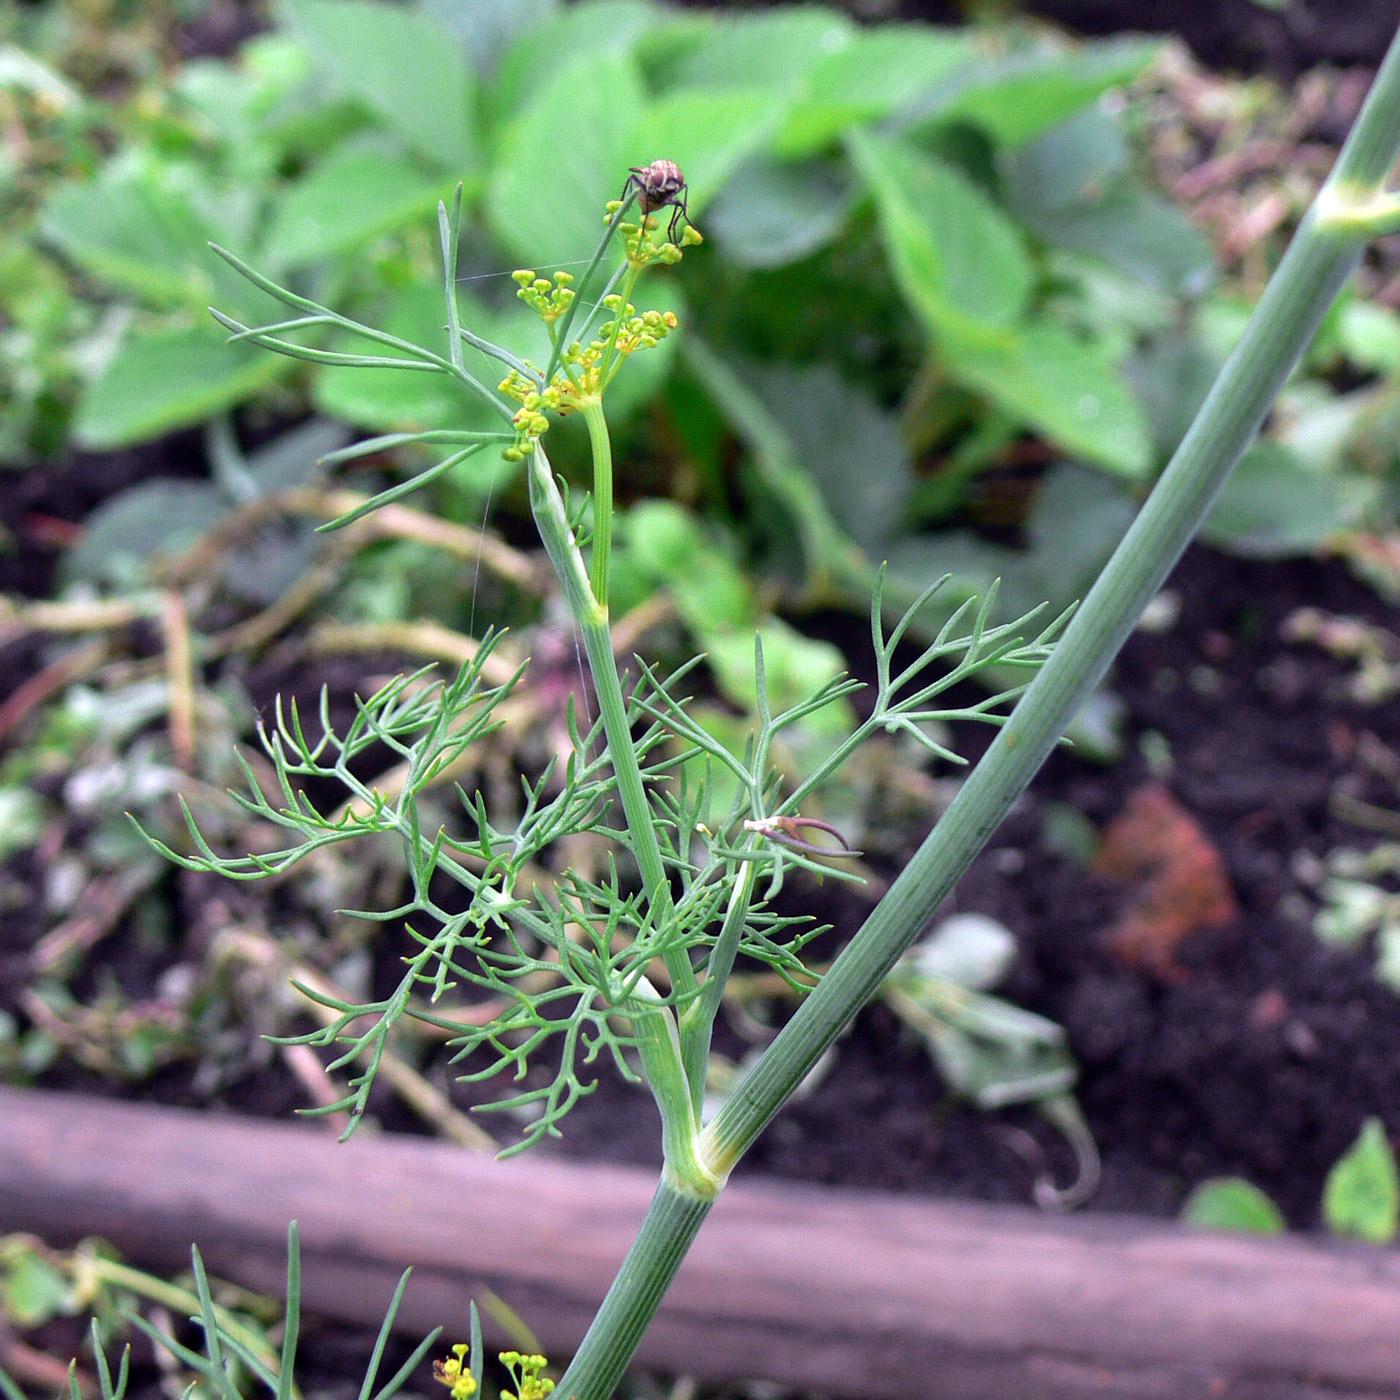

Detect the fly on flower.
[{"left": 621, "top": 159, "right": 691, "bottom": 244}]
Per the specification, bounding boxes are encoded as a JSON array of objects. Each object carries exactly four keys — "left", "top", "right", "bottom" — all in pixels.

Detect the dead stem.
[
  {"left": 31, "top": 864, "right": 161, "bottom": 977},
  {"left": 307, "top": 618, "right": 520, "bottom": 687},
  {"left": 0, "top": 639, "right": 109, "bottom": 742},
  {"left": 160, "top": 589, "right": 196, "bottom": 770},
  {"left": 165, "top": 487, "right": 538, "bottom": 591}
]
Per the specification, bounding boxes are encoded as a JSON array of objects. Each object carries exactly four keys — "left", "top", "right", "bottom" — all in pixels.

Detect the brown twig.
[
  {"left": 165, "top": 488, "right": 538, "bottom": 593},
  {"left": 0, "top": 1330, "right": 90, "bottom": 1399},
  {"left": 201, "top": 537, "right": 356, "bottom": 659},
  {"left": 160, "top": 590, "right": 197, "bottom": 771},
  {"left": 0, "top": 595, "right": 150, "bottom": 647},
  {"left": 0, "top": 640, "right": 109, "bottom": 743},
  {"left": 306, "top": 619, "right": 521, "bottom": 688},
  {"left": 32, "top": 863, "right": 162, "bottom": 977},
  {"left": 611, "top": 594, "right": 675, "bottom": 659},
  {"left": 215, "top": 928, "right": 496, "bottom": 1152},
  {"left": 278, "top": 1042, "right": 353, "bottom": 1135}
]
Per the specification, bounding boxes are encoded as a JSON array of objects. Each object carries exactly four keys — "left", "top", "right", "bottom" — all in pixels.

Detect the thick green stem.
[
  {"left": 701, "top": 28, "right": 1400, "bottom": 1177},
  {"left": 552, "top": 1179, "right": 714, "bottom": 1400}
]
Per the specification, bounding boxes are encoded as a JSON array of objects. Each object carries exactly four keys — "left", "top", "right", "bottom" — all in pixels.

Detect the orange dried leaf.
[{"left": 1090, "top": 782, "right": 1239, "bottom": 981}]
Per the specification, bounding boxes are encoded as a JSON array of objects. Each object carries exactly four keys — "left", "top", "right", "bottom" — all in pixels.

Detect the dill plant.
[
  {"left": 137, "top": 20, "right": 1400, "bottom": 1393},
  {"left": 151, "top": 182, "right": 1058, "bottom": 1167}
]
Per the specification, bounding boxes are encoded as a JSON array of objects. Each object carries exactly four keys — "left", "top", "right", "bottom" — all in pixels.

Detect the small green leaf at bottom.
[
  {"left": 1180, "top": 1178, "right": 1286, "bottom": 1235},
  {"left": 1324, "top": 1117, "right": 1400, "bottom": 1244}
]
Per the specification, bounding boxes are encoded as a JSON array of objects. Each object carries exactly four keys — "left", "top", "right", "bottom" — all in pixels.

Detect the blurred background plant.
[{"left": 8, "top": 0, "right": 1400, "bottom": 654}]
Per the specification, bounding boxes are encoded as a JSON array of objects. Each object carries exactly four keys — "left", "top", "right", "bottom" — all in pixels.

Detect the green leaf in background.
[
  {"left": 1202, "top": 441, "right": 1350, "bottom": 556},
  {"left": 775, "top": 25, "right": 975, "bottom": 156},
  {"left": 954, "top": 323, "right": 1152, "bottom": 477},
  {"left": 704, "top": 156, "right": 851, "bottom": 269},
  {"left": 681, "top": 337, "right": 865, "bottom": 591},
  {"left": 73, "top": 324, "right": 286, "bottom": 449},
  {"left": 41, "top": 158, "right": 232, "bottom": 312},
  {"left": 707, "top": 617, "right": 848, "bottom": 722},
  {"left": 174, "top": 33, "right": 323, "bottom": 185},
  {"left": 900, "top": 36, "right": 1160, "bottom": 150},
  {"left": 886, "top": 463, "right": 1136, "bottom": 627},
  {"left": 1004, "top": 104, "right": 1128, "bottom": 210},
  {"left": 622, "top": 499, "right": 752, "bottom": 633},
  {"left": 62, "top": 480, "right": 230, "bottom": 589},
  {"left": 848, "top": 128, "right": 1031, "bottom": 340},
  {"left": 626, "top": 88, "right": 782, "bottom": 214},
  {"left": 0, "top": 1240, "right": 74, "bottom": 1328},
  {"left": 1324, "top": 1118, "right": 1400, "bottom": 1244},
  {"left": 423, "top": 0, "right": 558, "bottom": 80},
  {"left": 489, "top": 0, "right": 656, "bottom": 129},
  {"left": 1024, "top": 459, "right": 1138, "bottom": 580},
  {"left": 487, "top": 49, "right": 644, "bottom": 265},
  {"left": 1039, "top": 189, "right": 1213, "bottom": 299},
  {"left": 0, "top": 788, "right": 46, "bottom": 862},
  {"left": 1337, "top": 299, "right": 1400, "bottom": 375},
  {"left": 1126, "top": 331, "right": 1222, "bottom": 459},
  {"left": 1181, "top": 1178, "right": 1288, "bottom": 1234},
  {"left": 746, "top": 361, "right": 912, "bottom": 554},
  {"left": 278, "top": 0, "right": 477, "bottom": 173},
  {"left": 1006, "top": 107, "right": 1214, "bottom": 299},
  {"left": 260, "top": 143, "right": 450, "bottom": 270},
  {"left": 647, "top": 7, "right": 852, "bottom": 96}
]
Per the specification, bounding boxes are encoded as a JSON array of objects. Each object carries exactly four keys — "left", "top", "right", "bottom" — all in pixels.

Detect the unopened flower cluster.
[
  {"left": 497, "top": 208, "right": 700, "bottom": 462},
  {"left": 609, "top": 204, "right": 703, "bottom": 268},
  {"left": 499, "top": 292, "right": 679, "bottom": 460},
  {"left": 433, "top": 1346, "right": 478, "bottom": 1400},
  {"left": 500, "top": 1351, "right": 555, "bottom": 1400},
  {"left": 433, "top": 1347, "right": 554, "bottom": 1400}
]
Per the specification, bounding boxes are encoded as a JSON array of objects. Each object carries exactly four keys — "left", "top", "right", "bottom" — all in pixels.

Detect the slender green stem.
[
  {"left": 83, "top": 1256, "right": 287, "bottom": 1384},
  {"left": 678, "top": 860, "right": 756, "bottom": 1114},
  {"left": 584, "top": 400, "right": 614, "bottom": 604},
  {"left": 597, "top": 261, "right": 643, "bottom": 391},
  {"left": 526, "top": 445, "right": 700, "bottom": 1005},
  {"left": 700, "top": 27, "right": 1400, "bottom": 1178},
  {"left": 544, "top": 195, "right": 636, "bottom": 386},
  {"left": 440, "top": 187, "right": 466, "bottom": 375}
]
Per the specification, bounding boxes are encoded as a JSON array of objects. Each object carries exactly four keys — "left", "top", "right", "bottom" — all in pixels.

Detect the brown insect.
[{"left": 621, "top": 159, "right": 691, "bottom": 244}]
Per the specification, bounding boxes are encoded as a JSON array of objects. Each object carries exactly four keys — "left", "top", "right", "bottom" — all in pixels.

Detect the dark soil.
[{"left": 1016, "top": 0, "right": 1397, "bottom": 79}]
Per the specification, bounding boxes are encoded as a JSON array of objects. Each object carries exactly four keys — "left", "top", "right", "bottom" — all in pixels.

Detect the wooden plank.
[{"left": 2, "top": 1087, "right": 1399, "bottom": 1400}]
